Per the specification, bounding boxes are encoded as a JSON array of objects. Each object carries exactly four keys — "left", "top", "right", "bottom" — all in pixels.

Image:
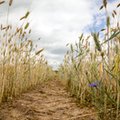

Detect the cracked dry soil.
[{"left": 0, "top": 80, "right": 96, "bottom": 120}]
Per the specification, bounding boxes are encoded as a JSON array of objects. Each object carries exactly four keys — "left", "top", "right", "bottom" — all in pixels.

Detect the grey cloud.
[
  {"left": 50, "top": 47, "right": 67, "bottom": 55},
  {"left": 0, "top": 1, "right": 31, "bottom": 13}
]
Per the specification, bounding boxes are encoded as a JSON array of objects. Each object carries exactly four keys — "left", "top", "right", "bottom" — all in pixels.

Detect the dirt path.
[{"left": 0, "top": 80, "right": 96, "bottom": 120}]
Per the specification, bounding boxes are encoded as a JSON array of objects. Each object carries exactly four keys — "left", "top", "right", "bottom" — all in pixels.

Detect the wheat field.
[
  {"left": 58, "top": 1, "right": 120, "bottom": 119},
  {"left": 0, "top": 0, "right": 54, "bottom": 103},
  {"left": 0, "top": 0, "right": 120, "bottom": 120}
]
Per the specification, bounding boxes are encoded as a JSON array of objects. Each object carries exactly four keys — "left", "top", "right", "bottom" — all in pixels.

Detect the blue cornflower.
[
  {"left": 89, "top": 82, "right": 98, "bottom": 87},
  {"left": 89, "top": 81, "right": 100, "bottom": 88}
]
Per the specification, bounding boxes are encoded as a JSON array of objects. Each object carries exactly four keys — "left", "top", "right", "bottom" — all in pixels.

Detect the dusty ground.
[{"left": 0, "top": 80, "right": 97, "bottom": 120}]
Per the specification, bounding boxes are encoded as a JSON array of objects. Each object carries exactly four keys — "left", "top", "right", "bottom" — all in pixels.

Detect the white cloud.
[{"left": 29, "top": 0, "right": 98, "bottom": 69}]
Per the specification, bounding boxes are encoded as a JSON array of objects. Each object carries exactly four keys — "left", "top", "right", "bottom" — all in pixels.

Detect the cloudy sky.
[{"left": 0, "top": 0, "right": 119, "bottom": 69}]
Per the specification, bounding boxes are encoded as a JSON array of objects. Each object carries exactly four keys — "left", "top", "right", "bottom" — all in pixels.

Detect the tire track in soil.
[{"left": 0, "top": 80, "right": 96, "bottom": 120}]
